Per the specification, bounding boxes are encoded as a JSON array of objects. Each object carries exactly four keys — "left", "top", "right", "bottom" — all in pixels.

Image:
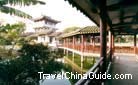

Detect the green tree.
[
  {"left": 0, "top": 23, "right": 26, "bottom": 56},
  {"left": 0, "top": 0, "right": 45, "bottom": 18},
  {"left": 0, "top": 43, "right": 63, "bottom": 84},
  {"left": 63, "top": 26, "right": 80, "bottom": 33}
]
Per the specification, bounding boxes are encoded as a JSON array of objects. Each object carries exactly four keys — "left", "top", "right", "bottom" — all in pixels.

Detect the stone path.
[{"left": 106, "top": 54, "right": 138, "bottom": 85}]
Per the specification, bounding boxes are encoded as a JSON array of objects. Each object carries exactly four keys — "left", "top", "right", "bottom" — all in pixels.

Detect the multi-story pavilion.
[{"left": 33, "top": 15, "right": 60, "bottom": 45}]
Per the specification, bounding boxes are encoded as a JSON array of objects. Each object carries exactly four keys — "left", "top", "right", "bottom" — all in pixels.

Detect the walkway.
[{"left": 106, "top": 54, "right": 138, "bottom": 85}]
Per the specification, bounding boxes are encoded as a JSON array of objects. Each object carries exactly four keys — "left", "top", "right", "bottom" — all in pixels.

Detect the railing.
[
  {"left": 59, "top": 43, "right": 135, "bottom": 54},
  {"left": 75, "top": 57, "right": 103, "bottom": 85},
  {"left": 136, "top": 47, "right": 138, "bottom": 55},
  {"left": 75, "top": 50, "right": 112, "bottom": 85},
  {"left": 114, "top": 46, "right": 134, "bottom": 53},
  {"left": 106, "top": 50, "right": 112, "bottom": 74},
  {"left": 61, "top": 43, "right": 101, "bottom": 53}
]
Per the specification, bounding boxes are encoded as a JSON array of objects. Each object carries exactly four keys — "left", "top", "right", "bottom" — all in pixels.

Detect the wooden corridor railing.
[
  {"left": 75, "top": 57, "right": 103, "bottom": 85},
  {"left": 75, "top": 50, "right": 112, "bottom": 85},
  {"left": 115, "top": 46, "right": 134, "bottom": 53},
  {"left": 61, "top": 43, "right": 101, "bottom": 53},
  {"left": 59, "top": 43, "right": 136, "bottom": 54},
  {"left": 136, "top": 47, "right": 138, "bottom": 55}
]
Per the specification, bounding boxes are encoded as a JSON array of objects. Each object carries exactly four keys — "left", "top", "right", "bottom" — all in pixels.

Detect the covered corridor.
[{"left": 63, "top": 0, "right": 138, "bottom": 85}]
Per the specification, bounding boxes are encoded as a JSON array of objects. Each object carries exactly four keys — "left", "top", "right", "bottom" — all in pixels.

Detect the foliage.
[
  {"left": 0, "top": 22, "right": 25, "bottom": 44},
  {"left": 51, "top": 48, "right": 64, "bottom": 58},
  {"left": 114, "top": 36, "right": 126, "bottom": 43},
  {"left": 0, "top": 23, "right": 26, "bottom": 57},
  {"left": 0, "top": 0, "right": 45, "bottom": 18},
  {"left": 0, "top": 43, "right": 63, "bottom": 84},
  {"left": 63, "top": 26, "right": 80, "bottom": 33}
]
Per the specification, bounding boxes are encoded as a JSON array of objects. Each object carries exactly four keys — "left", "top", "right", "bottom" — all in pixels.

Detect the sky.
[{"left": 0, "top": 0, "right": 96, "bottom": 32}]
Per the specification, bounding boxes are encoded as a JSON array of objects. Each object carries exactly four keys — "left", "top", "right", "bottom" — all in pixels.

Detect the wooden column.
[
  {"left": 72, "top": 36, "right": 75, "bottom": 61},
  {"left": 65, "top": 38, "right": 66, "bottom": 47},
  {"left": 81, "top": 35, "right": 84, "bottom": 52},
  {"left": 93, "top": 36, "right": 95, "bottom": 47},
  {"left": 63, "top": 38, "right": 66, "bottom": 54},
  {"left": 109, "top": 31, "right": 112, "bottom": 61},
  {"left": 112, "top": 34, "right": 115, "bottom": 55},
  {"left": 73, "top": 36, "right": 75, "bottom": 49},
  {"left": 90, "top": 36, "right": 93, "bottom": 52},
  {"left": 93, "top": 36, "right": 95, "bottom": 52},
  {"left": 90, "top": 36, "right": 93, "bottom": 44},
  {"left": 134, "top": 34, "right": 137, "bottom": 54},
  {"left": 67, "top": 37, "right": 69, "bottom": 48},
  {"left": 81, "top": 35, "right": 84, "bottom": 72},
  {"left": 66, "top": 38, "right": 69, "bottom": 56},
  {"left": 99, "top": 0, "right": 107, "bottom": 74},
  {"left": 100, "top": 19, "right": 107, "bottom": 74}
]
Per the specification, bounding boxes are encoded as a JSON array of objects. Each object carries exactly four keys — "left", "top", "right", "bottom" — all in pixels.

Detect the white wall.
[{"left": 37, "top": 35, "right": 49, "bottom": 43}]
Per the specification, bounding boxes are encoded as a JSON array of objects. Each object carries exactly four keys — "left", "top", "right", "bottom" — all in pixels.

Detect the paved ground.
[{"left": 106, "top": 54, "right": 138, "bottom": 85}]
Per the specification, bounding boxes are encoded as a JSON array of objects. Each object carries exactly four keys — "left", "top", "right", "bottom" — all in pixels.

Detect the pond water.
[
  {"left": 39, "top": 57, "right": 99, "bottom": 85},
  {"left": 39, "top": 58, "right": 79, "bottom": 85},
  {"left": 39, "top": 70, "right": 72, "bottom": 85}
]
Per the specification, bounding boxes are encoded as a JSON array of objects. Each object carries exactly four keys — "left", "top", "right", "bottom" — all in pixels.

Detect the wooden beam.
[
  {"left": 112, "top": 22, "right": 138, "bottom": 27},
  {"left": 113, "top": 28, "right": 138, "bottom": 35},
  {"left": 114, "top": 32, "right": 136, "bottom": 35},
  {"left": 120, "top": 15, "right": 137, "bottom": 19},
  {"left": 107, "top": 1, "right": 138, "bottom": 11},
  {"left": 66, "top": 0, "right": 100, "bottom": 26}
]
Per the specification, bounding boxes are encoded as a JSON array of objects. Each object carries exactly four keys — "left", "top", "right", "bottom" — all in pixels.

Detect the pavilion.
[{"left": 59, "top": 26, "right": 100, "bottom": 57}]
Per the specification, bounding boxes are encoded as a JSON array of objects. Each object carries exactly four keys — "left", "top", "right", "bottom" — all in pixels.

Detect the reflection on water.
[
  {"left": 40, "top": 78, "right": 71, "bottom": 85},
  {"left": 40, "top": 59, "right": 79, "bottom": 85},
  {"left": 39, "top": 70, "right": 71, "bottom": 85},
  {"left": 39, "top": 49, "right": 98, "bottom": 85}
]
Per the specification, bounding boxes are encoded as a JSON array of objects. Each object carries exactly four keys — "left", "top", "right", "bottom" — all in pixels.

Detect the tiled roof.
[
  {"left": 48, "top": 32, "right": 62, "bottom": 37},
  {"left": 33, "top": 15, "right": 60, "bottom": 23},
  {"left": 59, "top": 26, "right": 99, "bottom": 38},
  {"left": 76, "top": 26, "right": 99, "bottom": 34},
  {"left": 37, "top": 29, "right": 54, "bottom": 35},
  {"left": 20, "top": 32, "right": 35, "bottom": 37}
]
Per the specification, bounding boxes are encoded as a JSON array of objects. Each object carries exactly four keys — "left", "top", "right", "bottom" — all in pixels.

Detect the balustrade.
[
  {"left": 60, "top": 43, "right": 135, "bottom": 54},
  {"left": 136, "top": 47, "right": 138, "bottom": 55},
  {"left": 114, "top": 46, "right": 134, "bottom": 53}
]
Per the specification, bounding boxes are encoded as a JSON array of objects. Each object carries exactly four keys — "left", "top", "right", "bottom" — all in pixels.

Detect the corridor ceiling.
[{"left": 65, "top": 0, "right": 138, "bottom": 35}]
